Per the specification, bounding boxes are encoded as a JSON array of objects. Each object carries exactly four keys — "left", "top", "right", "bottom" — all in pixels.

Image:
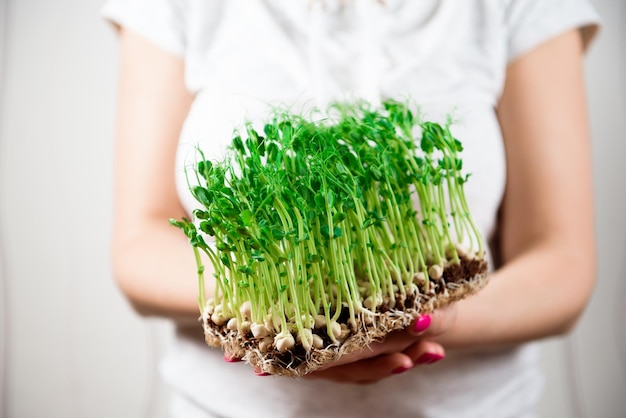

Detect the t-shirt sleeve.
[
  {"left": 505, "top": 0, "right": 600, "bottom": 63},
  {"left": 100, "top": 0, "right": 186, "bottom": 57}
]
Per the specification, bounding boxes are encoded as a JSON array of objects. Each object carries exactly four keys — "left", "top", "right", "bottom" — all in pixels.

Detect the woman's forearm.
[
  {"left": 111, "top": 28, "right": 200, "bottom": 324},
  {"left": 112, "top": 220, "right": 215, "bottom": 325},
  {"left": 439, "top": 239, "right": 595, "bottom": 349}
]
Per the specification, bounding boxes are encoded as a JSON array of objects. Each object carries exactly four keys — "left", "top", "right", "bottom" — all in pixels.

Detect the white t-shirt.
[{"left": 102, "top": 1, "right": 599, "bottom": 417}]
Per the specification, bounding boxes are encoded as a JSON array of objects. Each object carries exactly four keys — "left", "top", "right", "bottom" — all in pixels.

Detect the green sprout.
[{"left": 170, "top": 99, "right": 484, "bottom": 353}]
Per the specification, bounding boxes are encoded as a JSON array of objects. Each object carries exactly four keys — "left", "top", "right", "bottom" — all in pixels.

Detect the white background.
[{"left": 0, "top": 1, "right": 624, "bottom": 417}]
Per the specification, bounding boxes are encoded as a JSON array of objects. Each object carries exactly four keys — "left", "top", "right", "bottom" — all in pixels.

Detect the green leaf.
[
  {"left": 312, "top": 194, "right": 324, "bottom": 211},
  {"left": 272, "top": 228, "right": 285, "bottom": 240},
  {"left": 307, "top": 254, "right": 322, "bottom": 263},
  {"left": 361, "top": 218, "right": 374, "bottom": 230},
  {"left": 420, "top": 133, "right": 434, "bottom": 154},
  {"left": 192, "top": 186, "right": 212, "bottom": 206},
  {"left": 197, "top": 160, "right": 213, "bottom": 179},
  {"left": 264, "top": 123, "right": 277, "bottom": 138},
  {"left": 332, "top": 212, "right": 346, "bottom": 225},
  {"left": 199, "top": 221, "right": 216, "bottom": 236},
  {"left": 193, "top": 209, "right": 210, "bottom": 220},
  {"left": 241, "top": 209, "right": 253, "bottom": 226},
  {"left": 251, "top": 250, "right": 265, "bottom": 261},
  {"left": 370, "top": 166, "right": 383, "bottom": 181},
  {"left": 190, "top": 234, "right": 207, "bottom": 249},
  {"left": 327, "top": 190, "right": 335, "bottom": 207},
  {"left": 237, "top": 266, "right": 254, "bottom": 275},
  {"left": 335, "top": 163, "right": 349, "bottom": 175},
  {"left": 169, "top": 218, "right": 185, "bottom": 229},
  {"left": 232, "top": 135, "right": 245, "bottom": 154}
]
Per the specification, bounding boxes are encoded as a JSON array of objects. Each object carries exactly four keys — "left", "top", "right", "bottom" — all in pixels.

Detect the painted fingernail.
[
  {"left": 415, "top": 352, "right": 445, "bottom": 365},
  {"left": 254, "top": 370, "right": 271, "bottom": 376},
  {"left": 391, "top": 365, "right": 412, "bottom": 375},
  {"left": 223, "top": 354, "right": 241, "bottom": 363},
  {"left": 413, "top": 315, "right": 431, "bottom": 334}
]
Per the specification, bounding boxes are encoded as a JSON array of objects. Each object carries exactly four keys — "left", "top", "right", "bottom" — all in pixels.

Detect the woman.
[{"left": 103, "top": 0, "right": 599, "bottom": 416}]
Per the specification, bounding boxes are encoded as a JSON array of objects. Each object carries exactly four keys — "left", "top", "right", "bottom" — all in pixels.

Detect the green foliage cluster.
[{"left": 171, "top": 99, "right": 483, "bottom": 344}]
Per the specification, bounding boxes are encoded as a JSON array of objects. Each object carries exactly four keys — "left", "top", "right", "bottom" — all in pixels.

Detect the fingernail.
[
  {"left": 254, "top": 370, "right": 271, "bottom": 376},
  {"left": 391, "top": 365, "right": 412, "bottom": 375},
  {"left": 413, "top": 315, "right": 431, "bottom": 334},
  {"left": 415, "top": 352, "right": 445, "bottom": 365},
  {"left": 223, "top": 354, "right": 241, "bottom": 363}
]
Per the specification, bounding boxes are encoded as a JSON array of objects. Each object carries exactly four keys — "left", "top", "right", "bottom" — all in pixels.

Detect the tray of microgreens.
[{"left": 171, "top": 100, "right": 488, "bottom": 376}]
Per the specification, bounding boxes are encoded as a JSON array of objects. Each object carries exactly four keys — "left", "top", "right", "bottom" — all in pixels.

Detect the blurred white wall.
[
  {"left": 0, "top": 1, "right": 623, "bottom": 417},
  {"left": 0, "top": 1, "right": 173, "bottom": 417}
]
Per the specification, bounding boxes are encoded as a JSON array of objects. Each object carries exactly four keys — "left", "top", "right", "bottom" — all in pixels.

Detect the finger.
[
  {"left": 409, "top": 304, "right": 458, "bottom": 338},
  {"left": 402, "top": 340, "right": 446, "bottom": 365},
  {"left": 313, "top": 331, "right": 418, "bottom": 372},
  {"left": 223, "top": 352, "right": 242, "bottom": 363},
  {"left": 305, "top": 352, "right": 414, "bottom": 384}
]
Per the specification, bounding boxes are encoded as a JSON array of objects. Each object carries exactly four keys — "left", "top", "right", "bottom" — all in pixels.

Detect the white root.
[
  {"left": 274, "top": 333, "right": 295, "bottom": 353},
  {"left": 251, "top": 323, "right": 270, "bottom": 338},
  {"left": 362, "top": 311, "right": 375, "bottom": 326}
]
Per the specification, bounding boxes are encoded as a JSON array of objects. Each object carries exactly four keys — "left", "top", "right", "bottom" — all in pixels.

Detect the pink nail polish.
[
  {"left": 223, "top": 354, "right": 241, "bottom": 363},
  {"left": 415, "top": 352, "right": 445, "bottom": 365},
  {"left": 391, "top": 365, "right": 412, "bottom": 375},
  {"left": 254, "top": 370, "right": 271, "bottom": 376},
  {"left": 413, "top": 315, "right": 431, "bottom": 334}
]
